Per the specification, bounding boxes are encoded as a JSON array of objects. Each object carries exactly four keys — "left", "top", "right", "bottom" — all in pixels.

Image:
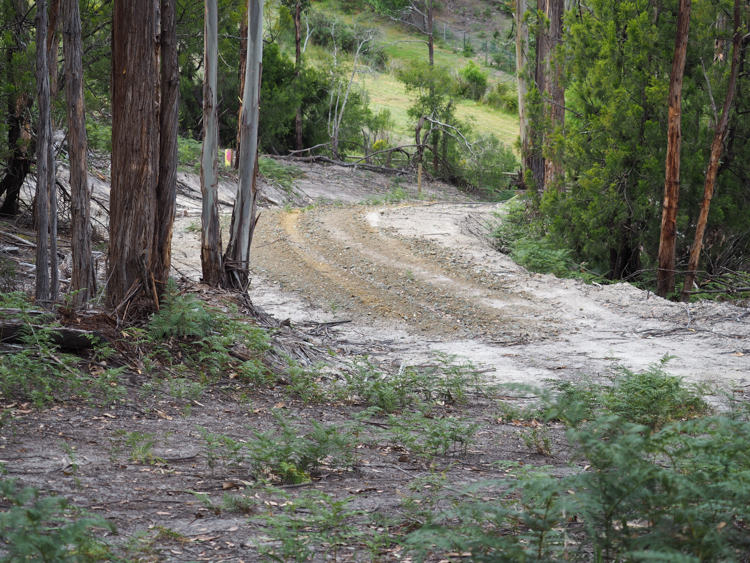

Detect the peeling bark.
[
  {"left": 62, "top": 0, "right": 96, "bottom": 305},
  {"left": 35, "top": 0, "right": 55, "bottom": 304},
  {"left": 516, "top": 0, "right": 530, "bottom": 177},
  {"left": 544, "top": 0, "right": 564, "bottom": 189},
  {"left": 153, "top": 0, "right": 179, "bottom": 291},
  {"left": 108, "top": 0, "right": 160, "bottom": 307},
  {"left": 294, "top": 2, "right": 303, "bottom": 151},
  {"left": 201, "top": 0, "right": 223, "bottom": 285},
  {"left": 681, "top": 0, "right": 741, "bottom": 302},
  {"left": 235, "top": 7, "right": 248, "bottom": 168},
  {"left": 530, "top": 0, "right": 548, "bottom": 192},
  {"left": 225, "top": 0, "right": 263, "bottom": 289},
  {"left": 657, "top": 0, "right": 691, "bottom": 298}
]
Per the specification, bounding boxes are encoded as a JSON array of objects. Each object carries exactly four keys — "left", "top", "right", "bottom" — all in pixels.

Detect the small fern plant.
[{"left": 148, "top": 279, "right": 215, "bottom": 340}]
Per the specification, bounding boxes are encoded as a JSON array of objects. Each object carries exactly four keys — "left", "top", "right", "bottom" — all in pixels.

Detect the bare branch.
[{"left": 701, "top": 58, "right": 718, "bottom": 124}]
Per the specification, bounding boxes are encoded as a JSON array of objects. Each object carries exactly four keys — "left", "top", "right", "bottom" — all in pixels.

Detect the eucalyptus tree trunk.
[
  {"left": 515, "top": 0, "right": 530, "bottom": 177},
  {"left": 427, "top": 0, "right": 439, "bottom": 171},
  {"left": 108, "top": 0, "right": 160, "bottom": 307},
  {"left": 46, "top": 0, "right": 60, "bottom": 302},
  {"left": 530, "top": 0, "right": 548, "bottom": 192},
  {"left": 48, "top": 0, "right": 60, "bottom": 97},
  {"left": 544, "top": 0, "right": 564, "bottom": 190},
  {"left": 657, "top": 0, "right": 691, "bottom": 298},
  {"left": 426, "top": 0, "right": 434, "bottom": 67},
  {"left": 0, "top": 88, "right": 31, "bottom": 216},
  {"left": 294, "top": 2, "right": 303, "bottom": 151},
  {"left": 201, "top": 0, "right": 223, "bottom": 286},
  {"left": 62, "top": 0, "right": 95, "bottom": 305},
  {"left": 153, "top": 0, "right": 179, "bottom": 290},
  {"left": 225, "top": 0, "right": 263, "bottom": 289},
  {"left": 681, "top": 0, "right": 741, "bottom": 302},
  {"left": 35, "top": 0, "right": 56, "bottom": 305},
  {"left": 235, "top": 7, "right": 248, "bottom": 168}
]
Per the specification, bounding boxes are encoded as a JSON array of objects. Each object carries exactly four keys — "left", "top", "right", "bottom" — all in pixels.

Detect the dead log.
[{"left": 0, "top": 319, "right": 100, "bottom": 351}]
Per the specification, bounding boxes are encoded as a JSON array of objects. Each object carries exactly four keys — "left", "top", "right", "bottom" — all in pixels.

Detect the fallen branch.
[
  {"left": 0, "top": 319, "right": 100, "bottom": 351},
  {"left": 0, "top": 231, "right": 36, "bottom": 248},
  {"left": 280, "top": 154, "right": 414, "bottom": 176}
]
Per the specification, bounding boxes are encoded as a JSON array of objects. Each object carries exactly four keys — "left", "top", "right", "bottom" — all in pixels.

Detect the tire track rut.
[{"left": 251, "top": 205, "right": 552, "bottom": 340}]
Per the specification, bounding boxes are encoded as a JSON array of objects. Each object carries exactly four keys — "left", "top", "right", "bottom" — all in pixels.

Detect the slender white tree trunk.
[
  {"left": 201, "top": 0, "right": 222, "bottom": 285},
  {"left": 225, "top": 0, "right": 263, "bottom": 288}
]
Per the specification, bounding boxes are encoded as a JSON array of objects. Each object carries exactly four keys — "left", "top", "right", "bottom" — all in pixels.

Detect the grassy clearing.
[
  {"left": 301, "top": 5, "right": 519, "bottom": 149},
  {"left": 364, "top": 71, "right": 519, "bottom": 146}
]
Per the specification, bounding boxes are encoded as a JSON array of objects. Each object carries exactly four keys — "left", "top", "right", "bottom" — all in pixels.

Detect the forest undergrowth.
[{"left": 1, "top": 282, "right": 749, "bottom": 562}]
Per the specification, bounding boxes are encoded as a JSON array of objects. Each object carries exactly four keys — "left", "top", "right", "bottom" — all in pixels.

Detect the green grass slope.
[{"left": 306, "top": 0, "right": 520, "bottom": 148}]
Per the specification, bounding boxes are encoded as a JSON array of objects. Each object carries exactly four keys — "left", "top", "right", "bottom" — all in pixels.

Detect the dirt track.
[{"left": 169, "top": 161, "right": 750, "bottom": 392}]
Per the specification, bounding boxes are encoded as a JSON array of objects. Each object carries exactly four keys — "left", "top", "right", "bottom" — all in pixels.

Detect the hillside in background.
[{"left": 302, "top": 0, "right": 520, "bottom": 146}]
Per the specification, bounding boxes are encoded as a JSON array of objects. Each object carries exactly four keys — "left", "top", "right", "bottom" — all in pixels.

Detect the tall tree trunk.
[
  {"left": 225, "top": 0, "right": 263, "bottom": 289},
  {"left": 656, "top": 0, "right": 691, "bottom": 298},
  {"left": 426, "top": 0, "right": 434, "bottom": 66},
  {"left": 108, "top": 0, "right": 160, "bottom": 307},
  {"left": 46, "top": 0, "right": 60, "bottom": 301},
  {"left": 680, "top": 0, "right": 741, "bottom": 302},
  {"left": 35, "top": 0, "right": 53, "bottom": 304},
  {"left": 153, "top": 0, "right": 179, "bottom": 291},
  {"left": 544, "top": 0, "right": 564, "bottom": 190},
  {"left": 714, "top": 11, "right": 727, "bottom": 63},
  {"left": 62, "top": 0, "right": 95, "bottom": 305},
  {"left": 515, "top": 0, "right": 531, "bottom": 178},
  {"left": 201, "top": 0, "right": 223, "bottom": 285},
  {"left": 530, "top": 0, "right": 548, "bottom": 192},
  {"left": 426, "top": 0, "right": 439, "bottom": 171},
  {"left": 235, "top": 6, "right": 248, "bottom": 168},
  {"left": 294, "top": 2, "right": 303, "bottom": 151},
  {"left": 48, "top": 0, "right": 60, "bottom": 97}
]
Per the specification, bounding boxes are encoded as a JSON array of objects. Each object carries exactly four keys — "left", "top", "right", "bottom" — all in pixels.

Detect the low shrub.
[
  {"left": 501, "top": 359, "right": 711, "bottom": 430},
  {"left": 246, "top": 413, "right": 358, "bottom": 483},
  {"left": 0, "top": 477, "right": 115, "bottom": 562},
  {"left": 407, "top": 415, "right": 750, "bottom": 562},
  {"left": 0, "top": 293, "right": 126, "bottom": 407},
  {"left": 602, "top": 358, "right": 710, "bottom": 429},
  {"left": 481, "top": 81, "right": 519, "bottom": 113},
  {"left": 148, "top": 282, "right": 215, "bottom": 340},
  {"left": 456, "top": 61, "right": 488, "bottom": 100},
  {"left": 387, "top": 410, "right": 479, "bottom": 458}
]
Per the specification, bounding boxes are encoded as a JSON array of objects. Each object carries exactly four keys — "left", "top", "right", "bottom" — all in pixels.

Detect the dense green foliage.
[
  {"left": 527, "top": 0, "right": 750, "bottom": 285},
  {"left": 408, "top": 414, "right": 750, "bottom": 562},
  {"left": 457, "top": 61, "right": 489, "bottom": 101},
  {"left": 0, "top": 477, "right": 115, "bottom": 562}
]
